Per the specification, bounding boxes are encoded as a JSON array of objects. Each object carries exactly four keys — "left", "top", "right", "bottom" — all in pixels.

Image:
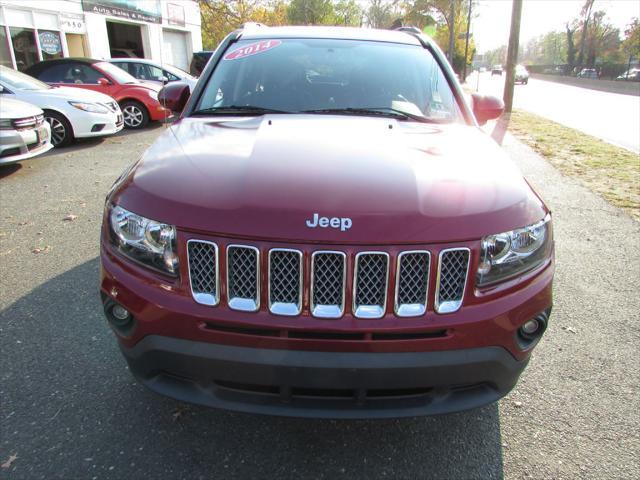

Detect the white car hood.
[
  {"left": 27, "top": 86, "right": 116, "bottom": 104},
  {"left": 0, "top": 97, "right": 42, "bottom": 118}
]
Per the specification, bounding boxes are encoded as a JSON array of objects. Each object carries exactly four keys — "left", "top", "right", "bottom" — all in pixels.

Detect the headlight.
[
  {"left": 0, "top": 118, "right": 13, "bottom": 130},
  {"left": 477, "top": 214, "right": 552, "bottom": 287},
  {"left": 108, "top": 205, "right": 179, "bottom": 276},
  {"left": 69, "top": 101, "right": 109, "bottom": 114},
  {"left": 148, "top": 90, "right": 158, "bottom": 101}
]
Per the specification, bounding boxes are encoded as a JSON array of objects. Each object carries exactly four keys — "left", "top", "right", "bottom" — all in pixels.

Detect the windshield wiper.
[
  {"left": 301, "top": 107, "right": 432, "bottom": 123},
  {"left": 191, "top": 105, "right": 293, "bottom": 116}
]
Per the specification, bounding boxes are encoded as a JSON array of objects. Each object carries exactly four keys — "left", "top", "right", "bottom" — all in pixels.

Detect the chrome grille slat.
[
  {"left": 311, "top": 251, "right": 346, "bottom": 318},
  {"left": 435, "top": 248, "right": 470, "bottom": 314},
  {"left": 353, "top": 252, "right": 389, "bottom": 319},
  {"left": 227, "top": 245, "right": 259, "bottom": 311},
  {"left": 269, "top": 249, "right": 303, "bottom": 316},
  {"left": 13, "top": 116, "right": 38, "bottom": 130},
  {"left": 395, "top": 251, "right": 430, "bottom": 317},
  {"left": 187, "top": 240, "right": 219, "bottom": 306}
]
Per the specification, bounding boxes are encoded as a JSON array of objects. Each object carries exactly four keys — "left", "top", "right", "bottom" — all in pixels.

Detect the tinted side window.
[
  {"left": 38, "top": 63, "right": 102, "bottom": 84},
  {"left": 112, "top": 62, "right": 130, "bottom": 74},
  {"left": 141, "top": 64, "right": 164, "bottom": 81},
  {"left": 37, "top": 63, "right": 71, "bottom": 82},
  {"left": 164, "top": 70, "right": 180, "bottom": 82},
  {"left": 66, "top": 64, "right": 102, "bottom": 84}
]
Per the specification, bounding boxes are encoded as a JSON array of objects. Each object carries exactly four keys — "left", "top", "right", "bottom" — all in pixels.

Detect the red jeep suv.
[{"left": 100, "top": 26, "right": 554, "bottom": 418}]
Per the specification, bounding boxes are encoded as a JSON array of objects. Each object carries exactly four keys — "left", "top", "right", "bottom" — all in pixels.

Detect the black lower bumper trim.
[{"left": 121, "top": 336, "right": 528, "bottom": 419}]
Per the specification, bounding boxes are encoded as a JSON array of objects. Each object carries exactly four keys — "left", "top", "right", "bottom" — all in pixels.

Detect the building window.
[
  {"left": 38, "top": 30, "right": 63, "bottom": 61},
  {"left": 10, "top": 27, "right": 38, "bottom": 71},
  {"left": 0, "top": 27, "right": 12, "bottom": 68}
]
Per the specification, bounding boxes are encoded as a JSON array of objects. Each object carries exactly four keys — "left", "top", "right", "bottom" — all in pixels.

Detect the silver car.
[
  {"left": 108, "top": 58, "right": 198, "bottom": 91},
  {"left": 0, "top": 97, "right": 53, "bottom": 165}
]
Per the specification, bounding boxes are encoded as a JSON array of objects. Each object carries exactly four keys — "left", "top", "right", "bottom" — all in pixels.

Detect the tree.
[
  {"left": 287, "top": 0, "right": 335, "bottom": 24},
  {"left": 585, "top": 10, "right": 621, "bottom": 66},
  {"left": 333, "top": 0, "right": 362, "bottom": 26},
  {"left": 566, "top": 22, "right": 577, "bottom": 70},
  {"left": 483, "top": 45, "right": 507, "bottom": 69},
  {"left": 520, "top": 31, "right": 566, "bottom": 65},
  {"left": 576, "top": 0, "right": 595, "bottom": 66},
  {"left": 364, "top": 0, "right": 395, "bottom": 29},
  {"left": 621, "top": 17, "right": 640, "bottom": 59},
  {"left": 401, "top": 0, "right": 476, "bottom": 73},
  {"left": 199, "top": 0, "right": 288, "bottom": 49}
]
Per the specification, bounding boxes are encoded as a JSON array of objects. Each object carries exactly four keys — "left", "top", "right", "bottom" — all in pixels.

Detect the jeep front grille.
[
  {"left": 187, "top": 240, "right": 219, "bottom": 306},
  {"left": 395, "top": 251, "right": 430, "bottom": 317},
  {"left": 227, "top": 245, "right": 259, "bottom": 311},
  {"left": 435, "top": 248, "right": 470, "bottom": 314},
  {"left": 311, "top": 251, "right": 346, "bottom": 318},
  {"left": 268, "top": 249, "right": 303, "bottom": 316},
  {"left": 186, "top": 241, "right": 471, "bottom": 317},
  {"left": 353, "top": 252, "right": 389, "bottom": 319}
]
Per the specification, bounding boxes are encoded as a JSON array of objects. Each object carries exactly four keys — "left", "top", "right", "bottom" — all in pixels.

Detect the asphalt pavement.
[
  {"left": 0, "top": 125, "right": 638, "bottom": 479},
  {"left": 468, "top": 71, "right": 640, "bottom": 153}
]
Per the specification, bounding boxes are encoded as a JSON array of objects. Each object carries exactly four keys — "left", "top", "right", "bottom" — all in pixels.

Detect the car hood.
[
  {"left": 114, "top": 115, "right": 547, "bottom": 244},
  {"left": 133, "top": 80, "right": 162, "bottom": 92},
  {"left": 0, "top": 97, "right": 42, "bottom": 118},
  {"left": 27, "top": 86, "right": 116, "bottom": 104}
]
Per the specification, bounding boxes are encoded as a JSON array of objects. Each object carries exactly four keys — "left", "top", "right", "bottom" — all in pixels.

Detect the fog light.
[
  {"left": 112, "top": 304, "right": 130, "bottom": 321},
  {"left": 521, "top": 319, "right": 540, "bottom": 335}
]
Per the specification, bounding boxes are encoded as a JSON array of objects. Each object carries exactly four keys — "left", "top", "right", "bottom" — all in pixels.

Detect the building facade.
[{"left": 0, "top": 0, "right": 202, "bottom": 72}]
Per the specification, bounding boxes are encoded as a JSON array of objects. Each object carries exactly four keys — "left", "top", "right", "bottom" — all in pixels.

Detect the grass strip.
[{"left": 508, "top": 109, "right": 639, "bottom": 221}]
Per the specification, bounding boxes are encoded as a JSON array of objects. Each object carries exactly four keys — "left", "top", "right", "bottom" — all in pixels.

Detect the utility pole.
[
  {"left": 503, "top": 0, "right": 523, "bottom": 113},
  {"left": 448, "top": 1, "right": 455, "bottom": 65},
  {"left": 462, "top": 0, "right": 473, "bottom": 81}
]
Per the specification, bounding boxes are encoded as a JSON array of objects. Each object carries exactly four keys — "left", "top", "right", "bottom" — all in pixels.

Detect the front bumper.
[
  {"left": 73, "top": 111, "right": 124, "bottom": 138},
  {"left": 149, "top": 104, "right": 170, "bottom": 122},
  {"left": 100, "top": 238, "right": 553, "bottom": 418},
  {"left": 122, "top": 336, "right": 528, "bottom": 418},
  {"left": 0, "top": 125, "right": 53, "bottom": 165}
]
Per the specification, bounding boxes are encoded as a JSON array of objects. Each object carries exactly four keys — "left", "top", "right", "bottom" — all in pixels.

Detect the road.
[
  {"left": 468, "top": 71, "right": 640, "bottom": 153},
  {"left": 1, "top": 127, "right": 639, "bottom": 479}
]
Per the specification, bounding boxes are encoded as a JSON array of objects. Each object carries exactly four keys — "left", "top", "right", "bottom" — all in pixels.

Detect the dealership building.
[{"left": 0, "top": 0, "right": 202, "bottom": 72}]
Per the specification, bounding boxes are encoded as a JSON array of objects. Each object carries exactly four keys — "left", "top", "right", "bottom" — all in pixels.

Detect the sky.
[{"left": 472, "top": 0, "right": 640, "bottom": 53}]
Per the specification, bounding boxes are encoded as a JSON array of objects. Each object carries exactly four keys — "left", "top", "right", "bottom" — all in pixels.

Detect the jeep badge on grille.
[{"left": 306, "top": 213, "right": 352, "bottom": 232}]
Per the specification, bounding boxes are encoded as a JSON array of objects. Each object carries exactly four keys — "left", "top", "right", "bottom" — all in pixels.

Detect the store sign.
[
  {"left": 81, "top": 0, "right": 161, "bottom": 24},
  {"left": 167, "top": 3, "right": 185, "bottom": 27},
  {"left": 60, "top": 15, "right": 86, "bottom": 34},
  {"left": 38, "top": 32, "right": 62, "bottom": 55}
]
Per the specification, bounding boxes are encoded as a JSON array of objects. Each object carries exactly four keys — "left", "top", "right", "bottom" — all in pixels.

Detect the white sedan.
[
  {"left": 0, "top": 97, "right": 53, "bottom": 165},
  {"left": 0, "top": 66, "right": 123, "bottom": 147}
]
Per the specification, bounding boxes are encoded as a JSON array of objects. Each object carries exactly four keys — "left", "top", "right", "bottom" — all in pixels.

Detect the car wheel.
[
  {"left": 120, "top": 101, "right": 149, "bottom": 129},
  {"left": 44, "top": 111, "right": 74, "bottom": 147}
]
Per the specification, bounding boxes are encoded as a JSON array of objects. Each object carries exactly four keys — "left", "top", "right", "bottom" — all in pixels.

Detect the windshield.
[
  {"left": 196, "top": 38, "right": 462, "bottom": 122},
  {"left": 0, "top": 65, "right": 51, "bottom": 90},
  {"left": 163, "top": 63, "right": 193, "bottom": 79},
  {"left": 95, "top": 62, "right": 139, "bottom": 84}
]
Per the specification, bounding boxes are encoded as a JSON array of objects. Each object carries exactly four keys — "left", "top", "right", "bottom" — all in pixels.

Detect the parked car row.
[{"left": 1, "top": 57, "right": 196, "bottom": 166}]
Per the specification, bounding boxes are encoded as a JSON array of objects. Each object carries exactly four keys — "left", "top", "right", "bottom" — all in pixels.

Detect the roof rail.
[
  {"left": 241, "top": 22, "right": 267, "bottom": 29},
  {"left": 394, "top": 26, "right": 422, "bottom": 34}
]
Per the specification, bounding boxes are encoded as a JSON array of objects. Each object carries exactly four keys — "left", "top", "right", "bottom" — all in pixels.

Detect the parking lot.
[{"left": 1, "top": 126, "right": 638, "bottom": 479}]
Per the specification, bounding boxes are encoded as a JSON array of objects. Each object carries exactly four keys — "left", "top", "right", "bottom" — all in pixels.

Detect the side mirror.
[
  {"left": 158, "top": 82, "right": 190, "bottom": 114},
  {"left": 0, "top": 85, "right": 4, "bottom": 93},
  {"left": 160, "top": 76, "right": 169, "bottom": 85},
  {"left": 471, "top": 93, "right": 504, "bottom": 125},
  {"left": 97, "top": 77, "right": 111, "bottom": 86}
]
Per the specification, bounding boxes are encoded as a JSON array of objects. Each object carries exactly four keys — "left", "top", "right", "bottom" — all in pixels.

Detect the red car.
[
  {"left": 100, "top": 26, "right": 554, "bottom": 418},
  {"left": 25, "top": 58, "right": 169, "bottom": 129}
]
